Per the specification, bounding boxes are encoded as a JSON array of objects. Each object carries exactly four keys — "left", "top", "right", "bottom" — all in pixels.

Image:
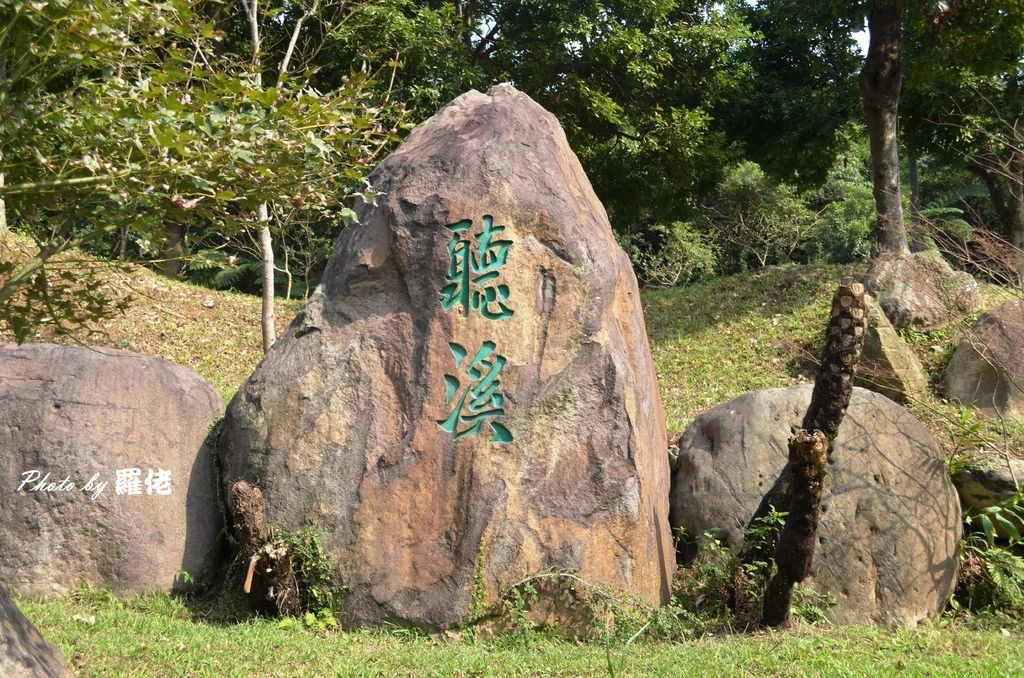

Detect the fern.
[
  {"left": 212, "top": 259, "right": 261, "bottom": 289},
  {"left": 984, "top": 547, "right": 1024, "bottom": 608},
  {"left": 923, "top": 184, "right": 990, "bottom": 211},
  {"left": 957, "top": 487, "right": 1024, "bottom": 613}
]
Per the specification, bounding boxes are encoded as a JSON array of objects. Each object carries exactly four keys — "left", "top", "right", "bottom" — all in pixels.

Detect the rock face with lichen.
[{"left": 221, "top": 85, "right": 674, "bottom": 629}]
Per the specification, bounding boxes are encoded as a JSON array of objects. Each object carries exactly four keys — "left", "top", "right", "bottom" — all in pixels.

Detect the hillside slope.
[
  {"left": 0, "top": 230, "right": 303, "bottom": 400},
  {"left": 4, "top": 231, "right": 1019, "bottom": 460}
]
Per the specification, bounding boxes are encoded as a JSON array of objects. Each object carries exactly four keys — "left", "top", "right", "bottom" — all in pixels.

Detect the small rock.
[
  {"left": 856, "top": 294, "right": 929, "bottom": 403},
  {"left": 952, "top": 457, "right": 1024, "bottom": 537},
  {"left": 0, "top": 587, "right": 73, "bottom": 677}
]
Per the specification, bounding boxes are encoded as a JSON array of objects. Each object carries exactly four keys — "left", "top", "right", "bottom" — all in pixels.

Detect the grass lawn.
[{"left": 18, "top": 592, "right": 1024, "bottom": 676}]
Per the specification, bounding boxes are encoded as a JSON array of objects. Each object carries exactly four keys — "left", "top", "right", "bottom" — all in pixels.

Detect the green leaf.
[
  {"left": 981, "top": 515, "right": 996, "bottom": 546},
  {"left": 340, "top": 207, "right": 359, "bottom": 225},
  {"left": 993, "top": 515, "right": 1022, "bottom": 544}
]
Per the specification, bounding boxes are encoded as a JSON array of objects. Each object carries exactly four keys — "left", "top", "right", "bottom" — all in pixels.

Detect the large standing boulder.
[
  {"left": 0, "top": 344, "right": 224, "bottom": 598},
  {"left": 221, "top": 85, "right": 674, "bottom": 629},
  {"left": 944, "top": 299, "right": 1024, "bottom": 421},
  {"left": 855, "top": 294, "right": 929, "bottom": 403},
  {"left": 865, "top": 250, "right": 982, "bottom": 330},
  {"left": 670, "top": 385, "right": 960, "bottom": 627},
  {"left": 0, "top": 588, "right": 72, "bottom": 678}
]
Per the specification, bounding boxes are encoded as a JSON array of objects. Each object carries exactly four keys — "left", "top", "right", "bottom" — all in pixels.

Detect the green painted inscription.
[
  {"left": 440, "top": 215, "right": 514, "bottom": 320},
  {"left": 437, "top": 341, "right": 513, "bottom": 444}
]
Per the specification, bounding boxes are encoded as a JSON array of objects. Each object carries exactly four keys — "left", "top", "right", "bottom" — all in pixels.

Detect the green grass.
[
  {"left": 645, "top": 264, "right": 844, "bottom": 437},
  {"left": 17, "top": 592, "right": 1024, "bottom": 677}
]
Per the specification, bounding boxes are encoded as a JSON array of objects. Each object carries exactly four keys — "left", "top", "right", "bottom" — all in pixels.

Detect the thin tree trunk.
[
  {"left": 1010, "top": 153, "right": 1024, "bottom": 282},
  {"left": 761, "top": 278, "right": 867, "bottom": 628},
  {"left": 0, "top": 171, "right": 7, "bottom": 234},
  {"left": 968, "top": 150, "right": 1024, "bottom": 282},
  {"left": 243, "top": 0, "right": 276, "bottom": 352},
  {"left": 908, "top": 150, "right": 921, "bottom": 231},
  {"left": 281, "top": 238, "right": 293, "bottom": 300},
  {"left": 860, "top": 2, "right": 909, "bottom": 257},
  {"left": 244, "top": 0, "right": 315, "bottom": 353},
  {"left": 259, "top": 208, "right": 275, "bottom": 353},
  {"left": 160, "top": 222, "right": 186, "bottom": 279}
]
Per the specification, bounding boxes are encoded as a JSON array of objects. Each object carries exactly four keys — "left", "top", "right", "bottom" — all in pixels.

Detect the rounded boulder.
[
  {"left": 670, "top": 385, "right": 961, "bottom": 627},
  {"left": 0, "top": 343, "right": 224, "bottom": 598}
]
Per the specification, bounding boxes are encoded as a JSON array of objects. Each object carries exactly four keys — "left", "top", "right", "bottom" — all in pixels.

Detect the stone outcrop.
[
  {"left": 855, "top": 294, "right": 929, "bottom": 403},
  {"left": 944, "top": 299, "right": 1024, "bottom": 421},
  {"left": 865, "top": 250, "right": 982, "bottom": 330},
  {"left": 221, "top": 85, "right": 674, "bottom": 629},
  {"left": 0, "top": 343, "right": 224, "bottom": 598},
  {"left": 0, "top": 588, "right": 72, "bottom": 678},
  {"left": 953, "top": 457, "right": 1024, "bottom": 538},
  {"left": 670, "top": 385, "right": 961, "bottom": 627}
]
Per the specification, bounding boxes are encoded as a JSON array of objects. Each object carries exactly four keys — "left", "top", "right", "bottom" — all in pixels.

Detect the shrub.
[
  {"left": 804, "top": 159, "right": 874, "bottom": 264},
  {"left": 698, "top": 161, "right": 821, "bottom": 273},
  {"left": 618, "top": 221, "right": 717, "bottom": 288}
]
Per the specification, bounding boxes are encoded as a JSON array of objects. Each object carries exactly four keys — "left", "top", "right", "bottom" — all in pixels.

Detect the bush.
[
  {"left": 804, "top": 159, "right": 875, "bottom": 264},
  {"left": 618, "top": 222, "right": 717, "bottom": 288},
  {"left": 698, "top": 161, "right": 821, "bottom": 273}
]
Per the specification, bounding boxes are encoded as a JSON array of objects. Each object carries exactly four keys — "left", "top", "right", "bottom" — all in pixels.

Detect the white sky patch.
[{"left": 853, "top": 28, "right": 869, "bottom": 56}]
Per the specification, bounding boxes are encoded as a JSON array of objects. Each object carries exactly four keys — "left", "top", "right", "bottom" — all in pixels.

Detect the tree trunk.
[
  {"left": 243, "top": 0, "right": 277, "bottom": 353},
  {"left": 968, "top": 149, "right": 1024, "bottom": 282},
  {"left": 118, "top": 225, "right": 129, "bottom": 260},
  {"left": 860, "top": 2, "right": 909, "bottom": 257},
  {"left": 259, "top": 210, "right": 275, "bottom": 353},
  {"left": 0, "top": 170, "right": 7, "bottom": 234},
  {"left": 908, "top": 150, "right": 921, "bottom": 227},
  {"left": 761, "top": 278, "right": 867, "bottom": 628},
  {"left": 160, "top": 222, "right": 186, "bottom": 279}
]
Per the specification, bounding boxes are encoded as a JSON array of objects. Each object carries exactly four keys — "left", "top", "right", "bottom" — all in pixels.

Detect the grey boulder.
[
  {"left": 944, "top": 299, "right": 1024, "bottom": 421},
  {"left": 670, "top": 385, "right": 961, "bottom": 627},
  {"left": 866, "top": 250, "right": 982, "bottom": 330},
  {"left": 0, "top": 343, "right": 224, "bottom": 598}
]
